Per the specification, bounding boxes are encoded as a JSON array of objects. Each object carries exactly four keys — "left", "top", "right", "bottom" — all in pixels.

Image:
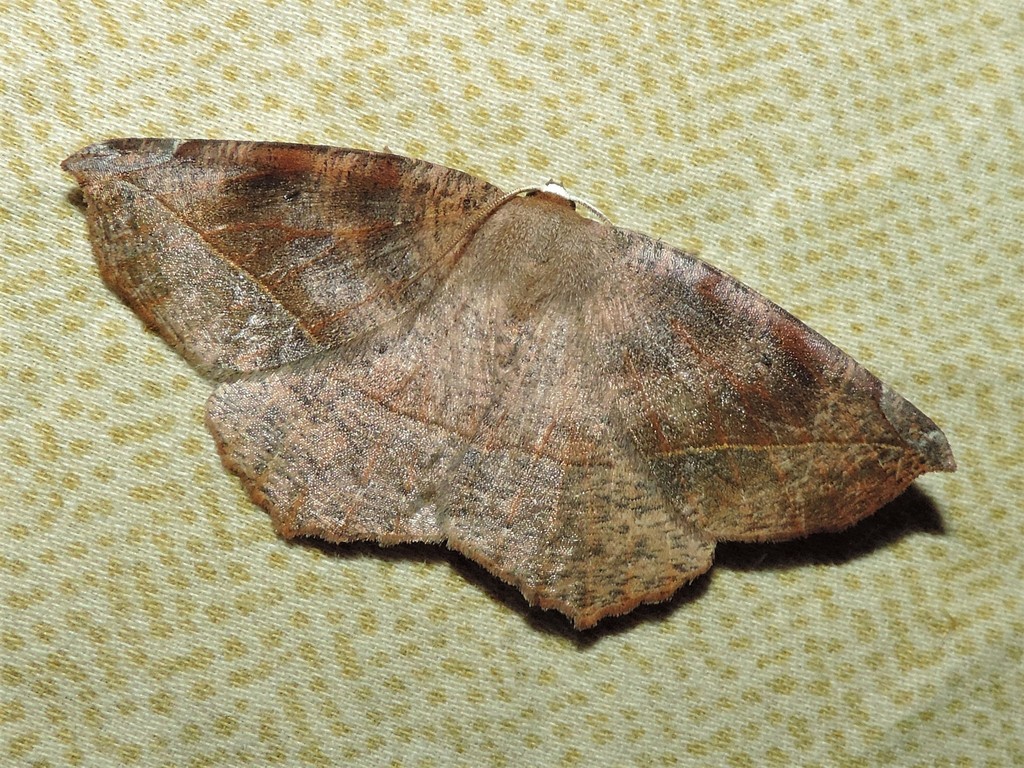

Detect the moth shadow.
[
  {"left": 296, "top": 534, "right": 709, "bottom": 643},
  {"left": 714, "top": 484, "right": 945, "bottom": 573},
  {"left": 470, "top": 483, "right": 944, "bottom": 645},
  {"left": 448, "top": 552, "right": 714, "bottom": 644},
  {"left": 555, "top": 484, "right": 946, "bottom": 645},
  {"left": 294, "top": 484, "right": 944, "bottom": 647}
]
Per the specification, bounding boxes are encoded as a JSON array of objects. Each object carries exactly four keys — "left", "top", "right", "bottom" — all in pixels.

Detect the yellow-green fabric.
[{"left": 2, "top": 2, "right": 1020, "bottom": 765}]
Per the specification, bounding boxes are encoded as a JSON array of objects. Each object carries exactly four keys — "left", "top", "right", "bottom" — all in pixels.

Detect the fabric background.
[{"left": 2, "top": 1, "right": 1020, "bottom": 766}]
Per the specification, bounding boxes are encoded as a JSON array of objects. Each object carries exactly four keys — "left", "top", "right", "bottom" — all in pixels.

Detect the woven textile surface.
[{"left": 1, "top": 2, "right": 1020, "bottom": 765}]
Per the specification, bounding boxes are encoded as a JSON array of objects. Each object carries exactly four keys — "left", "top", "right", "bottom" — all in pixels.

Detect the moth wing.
[
  {"left": 63, "top": 139, "right": 505, "bottom": 378},
  {"left": 609, "top": 231, "right": 955, "bottom": 543}
]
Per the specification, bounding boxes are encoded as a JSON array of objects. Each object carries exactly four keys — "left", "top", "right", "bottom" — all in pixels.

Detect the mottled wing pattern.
[
  {"left": 609, "top": 232, "right": 955, "bottom": 542},
  {"left": 62, "top": 139, "right": 505, "bottom": 378},
  {"left": 207, "top": 195, "right": 717, "bottom": 627},
  {"left": 65, "top": 142, "right": 954, "bottom": 628}
]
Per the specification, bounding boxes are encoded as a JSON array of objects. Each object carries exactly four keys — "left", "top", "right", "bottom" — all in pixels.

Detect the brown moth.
[{"left": 63, "top": 139, "right": 955, "bottom": 629}]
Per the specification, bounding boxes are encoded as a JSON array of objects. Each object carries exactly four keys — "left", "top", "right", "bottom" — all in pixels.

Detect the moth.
[{"left": 63, "top": 139, "right": 955, "bottom": 628}]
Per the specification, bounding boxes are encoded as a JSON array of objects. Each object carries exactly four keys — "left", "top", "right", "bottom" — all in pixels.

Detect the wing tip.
[{"left": 880, "top": 384, "right": 956, "bottom": 474}]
